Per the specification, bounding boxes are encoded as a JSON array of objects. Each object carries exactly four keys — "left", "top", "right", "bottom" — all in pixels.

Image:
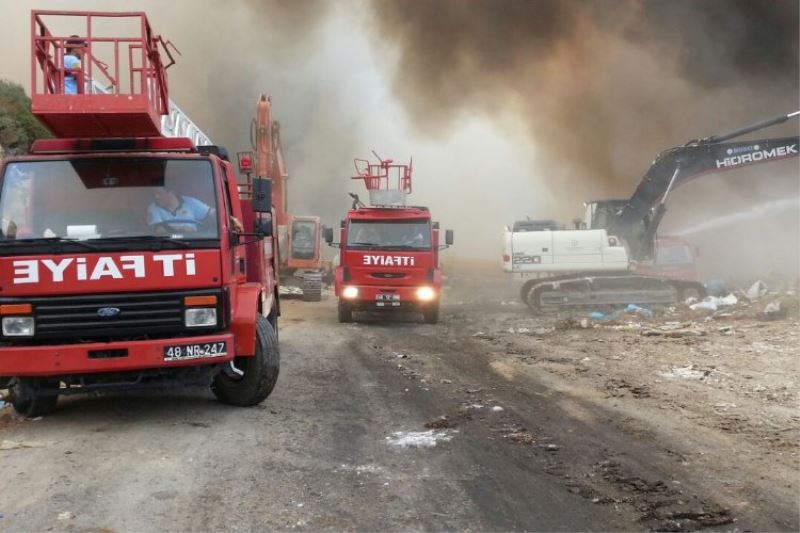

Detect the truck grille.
[{"left": 1, "top": 289, "right": 224, "bottom": 342}]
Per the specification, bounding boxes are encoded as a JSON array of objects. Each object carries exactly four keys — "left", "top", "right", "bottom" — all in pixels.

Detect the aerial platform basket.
[
  {"left": 31, "top": 10, "right": 177, "bottom": 138},
  {"left": 352, "top": 154, "right": 412, "bottom": 207}
]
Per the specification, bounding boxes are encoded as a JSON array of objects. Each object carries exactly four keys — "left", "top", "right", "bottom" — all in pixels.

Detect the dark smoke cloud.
[{"left": 370, "top": 0, "right": 799, "bottom": 201}]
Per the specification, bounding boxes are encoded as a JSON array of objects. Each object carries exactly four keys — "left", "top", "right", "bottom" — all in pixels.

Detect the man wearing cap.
[{"left": 63, "top": 36, "right": 84, "bottom": 94}]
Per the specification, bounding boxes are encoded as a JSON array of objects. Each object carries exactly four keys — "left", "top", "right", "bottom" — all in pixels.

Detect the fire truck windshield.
[
  {"left": 347, "top": 219, "right": 431, "bottom": 250},
  {"left": 0, "top": 158, "right": 219, "bottom": 244}
]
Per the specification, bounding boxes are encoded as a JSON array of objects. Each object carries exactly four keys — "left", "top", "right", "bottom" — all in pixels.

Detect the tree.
[{"left": 0, "top": 80, "right": 51, "bottom": 155}]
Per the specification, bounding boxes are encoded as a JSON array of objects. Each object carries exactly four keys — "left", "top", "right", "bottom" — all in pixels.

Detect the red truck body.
[
  {"left": 328, "top": 158, "right": 452, "bottom": 323},
  {"left": 0, "top": 11, "right": 281, "bottom": 416}
]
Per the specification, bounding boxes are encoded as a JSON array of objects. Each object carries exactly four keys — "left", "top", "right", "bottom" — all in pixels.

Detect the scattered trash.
[
  {"left": 641, "top": 325, "right": 706, "bottom": 337},
  {"left": 555, "top": 317, "right": 582, "bottom": 330},
  {"left": 386, "top": 430, "right": 454, "bottom": 448},
  {"left": 758, "top": 301, "right": 786, "bottom": 321},
  {"left": 579, "top": 318, "right": 590, "bottom": 329},
  {"left": 746, "top": 280, "right": 769, "bottom": 301},
  {"left": 57, "top": 512, "right": 75, "bottom": 521},
  {"left": 659, "top": 366, "right": 712, "bottom": 380},
  {"left": 278, "top": 286, "right": 303, "bottom": 296},
  {"left": 0, "top": 400, "right": 5, "bottom": 409},
  {"left": 543, "top": 443, "right": 560, "bottom": 452},
  {"left": 684, "top": 296, "right": 699, "bottom": 306},
  {"left": 507, "top": 430, "right": 535, "bottom": 445},
  {"left": 424, "top": 416, "right": 450, "bottom": 429},
  {"left": 491, "top": 406, "right": 504, "bottom": 412},
  {"left": 689, "top": 294, "right": 738, "bottom": 312},
  {"left": 394, "top": 352, "right": 409, "bottom": 359},
  {"left": 717, "top": 325, "right": 735, "bottom": 335},
  {"left": 624, "top": 303, "right": 654, "bottom": 319},
  {"left": 590, "top": 310, "right": 621, "bottom": 322}
]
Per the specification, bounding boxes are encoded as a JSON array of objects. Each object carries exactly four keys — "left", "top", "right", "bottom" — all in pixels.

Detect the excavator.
[
  {"left": 504, "top": 111, "right": 799, "bottom": 312},
  {"left": 236, "top": 95, "right": 328, "bottom": 302}
]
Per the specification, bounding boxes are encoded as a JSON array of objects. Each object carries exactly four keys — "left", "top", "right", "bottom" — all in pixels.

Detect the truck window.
[
  {"left": 291, "top": 220, "right": 316, "bottom": 259},
  {"left": 0, "top": 158, "right": 219, "bottom": 242},
  {"left": 347, "top": 219, "right": 431, "bottom": 250}
]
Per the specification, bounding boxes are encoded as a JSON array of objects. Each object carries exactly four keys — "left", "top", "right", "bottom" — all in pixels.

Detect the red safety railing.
[
  {"left": 30, "top": 10, "right": 178, "bottom": 138},
  {"left": 352, "top": 155, "right": 413, "bottom": 194}
]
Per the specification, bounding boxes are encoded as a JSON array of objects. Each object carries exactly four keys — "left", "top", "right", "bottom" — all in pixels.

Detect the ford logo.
[{"left": 97, "top": 307, "right": 121, "bottom": 318}]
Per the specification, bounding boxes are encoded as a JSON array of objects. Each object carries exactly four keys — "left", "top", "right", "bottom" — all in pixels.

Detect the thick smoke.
[{"left": 370, "top": 0, "right": 799, "bottom": 202}]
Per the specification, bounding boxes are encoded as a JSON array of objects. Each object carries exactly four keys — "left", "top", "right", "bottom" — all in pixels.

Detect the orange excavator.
[{"left": 236, "top": 95, "right": 328, "bottom": 301}]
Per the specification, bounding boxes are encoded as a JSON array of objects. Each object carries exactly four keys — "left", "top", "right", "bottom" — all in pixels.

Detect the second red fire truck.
[{"left": 325, "top": 156, "right": 453, "bottom": 323}]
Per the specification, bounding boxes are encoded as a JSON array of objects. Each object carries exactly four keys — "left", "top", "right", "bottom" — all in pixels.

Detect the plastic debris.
[
  {"left": 659, "top": 366, "right": 712, "bottom": 380},
  {"left": 57, "top": 512, "right": 75, "bottom": 521},
  {"left": 758, "top": 301, "right": 786, "bottom": 321},
  {"left": 625, "top": 304, "right": 654, "bottom": 319},
  {"left": 386, "top": 430, "right": 454, "bottom": 448},
  {"left": 690, "top": 294, "right": 737, "bottom": 312},
  {"left": 746, "top": 280, "right": 769, "bottom": 301}
]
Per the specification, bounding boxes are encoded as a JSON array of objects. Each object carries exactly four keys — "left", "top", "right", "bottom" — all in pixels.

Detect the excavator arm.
[{"left": 609, "top": 111, "right": 799, "bottom": 260}]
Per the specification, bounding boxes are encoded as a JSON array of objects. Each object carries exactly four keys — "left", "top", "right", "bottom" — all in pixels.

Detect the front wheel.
[
  {"left": 337, "top": 300, "right": 353, "bottom": 323},
  {"left": 423, "top": 303, "right": 440, "bottom": 324},
  {"left": 212, "top": 316, "right": 279, "bottom": 406},
  {"left": 9, "top": 378, "right": 59, "bottom": 417}
]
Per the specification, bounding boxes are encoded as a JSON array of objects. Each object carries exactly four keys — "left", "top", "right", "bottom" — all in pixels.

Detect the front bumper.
[
  {"left": 0, "top": 333, "right": 234, "bottom": 377},
  {"left": 338, "top": 285, "right": 439, "bottom": 311}
]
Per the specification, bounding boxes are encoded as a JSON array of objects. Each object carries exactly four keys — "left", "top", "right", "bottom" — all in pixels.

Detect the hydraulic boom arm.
[{"left": 609, "top": 111, "right": 799, "bottom": 260}]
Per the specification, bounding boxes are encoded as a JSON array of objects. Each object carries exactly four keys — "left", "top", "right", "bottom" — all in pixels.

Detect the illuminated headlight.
[
  {"left": 2, "top": 316, "right": 35, "bottom": 337},
  {"left": 185, "top": 308, "right": 217, "bottom": 328},
  {"left": 342, "top": 286, "right": 359, "bottom": 299},
  {"left": 416, "top": 287, "right": 436, "bottom": 302}
]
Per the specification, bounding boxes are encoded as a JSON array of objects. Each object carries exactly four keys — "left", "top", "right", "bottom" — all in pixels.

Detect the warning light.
[{"left": 237, "top": 151, "right": 254, "bottom": 173}]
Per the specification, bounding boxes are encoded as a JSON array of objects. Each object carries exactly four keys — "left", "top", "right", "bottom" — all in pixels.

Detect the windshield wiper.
[
  {"left": 88, "top": 235, "right": 194, "bottom": 248},
  {"left": 0, "top": 237, "right": 101, "bottom": 251}
]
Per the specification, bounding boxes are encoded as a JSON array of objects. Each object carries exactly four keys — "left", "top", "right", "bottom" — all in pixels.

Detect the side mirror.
[
  {"left": 323, "top": 226, "right": 334, "bottom": 244},
  {"left": 252, "top": 177, "right": 272, "bottom": 213},
  {"left": 445, "top": 229, "right": 454, "bottom": 246},
  {"left": 254, "top": 218, "right": 272, "bottom": 238}
]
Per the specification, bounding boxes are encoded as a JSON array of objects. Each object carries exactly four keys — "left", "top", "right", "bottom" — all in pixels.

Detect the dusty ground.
[{"left": 0, "top": 262, "right": 797, "bottom": 531}]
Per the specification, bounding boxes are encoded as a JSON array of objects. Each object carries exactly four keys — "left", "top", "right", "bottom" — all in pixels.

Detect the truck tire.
[
  {"left": 337, "top": 300, "right": 353, "bottom": 323},
  {"left": 423, "top": 303, "right": 440, "bottom": 324},
  {"left": 211, "top": 315, "right": 279, "bottom": 407},
  {"left": 9, "top": 378, "right": 59, "bottom": 417}
]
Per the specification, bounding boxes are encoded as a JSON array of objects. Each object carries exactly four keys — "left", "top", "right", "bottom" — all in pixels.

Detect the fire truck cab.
[
  {"left": 0, "top": 11, "right": 280, "bottom": 416},
  {"left": 325, "top": 156, "right": 453, "bottom": 323}
]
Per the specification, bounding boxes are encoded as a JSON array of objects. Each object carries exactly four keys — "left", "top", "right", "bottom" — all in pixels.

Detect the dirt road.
[{"left": 0, "top": 265, "right": 797, "bottom": 531}]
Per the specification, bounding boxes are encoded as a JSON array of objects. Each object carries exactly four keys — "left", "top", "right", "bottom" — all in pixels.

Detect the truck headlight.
[
  {"left": 342, "top": 286, "right": 359, "bottom": 299},
  {"left": 416, "top": 287, "right": 436, "bottom": 302},
  {"left": 2, "top": 316, "right": 35, "bottom": 337},
  {"left": 185, "top": 308, "right": 217, "bottom": 328}
]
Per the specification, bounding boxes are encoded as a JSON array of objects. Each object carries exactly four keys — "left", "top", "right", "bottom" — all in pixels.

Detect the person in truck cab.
[
  {"left": 148, "top": 186, "right": 214, "bottom": 233},
  {"left": 147, "top": 187, "right": 244, "bottom": 234}
]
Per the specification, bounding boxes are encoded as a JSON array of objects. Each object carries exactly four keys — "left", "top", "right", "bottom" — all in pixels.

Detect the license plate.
[
  {"left": 376, "top": 293, "right": 400, "bottom": 301},
  {"left": 164, "top": 341, "right": 227, "bottom": 361}
]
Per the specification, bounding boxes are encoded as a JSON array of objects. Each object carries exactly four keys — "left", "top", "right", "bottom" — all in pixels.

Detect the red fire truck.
[
  {"left": 0, "top": 11, "right": 280, "bottom": 416},
  {"left": 325, "top": 156, "right": 453, "bottom": 323}
]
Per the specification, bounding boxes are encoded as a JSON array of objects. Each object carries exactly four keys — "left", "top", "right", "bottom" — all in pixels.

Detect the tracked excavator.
[
  {"left": 236, "top": 95, "right": 328, "bottom": 301},
  {"left": 504, "top": 111, "right": 799, "bottom": 312}
]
